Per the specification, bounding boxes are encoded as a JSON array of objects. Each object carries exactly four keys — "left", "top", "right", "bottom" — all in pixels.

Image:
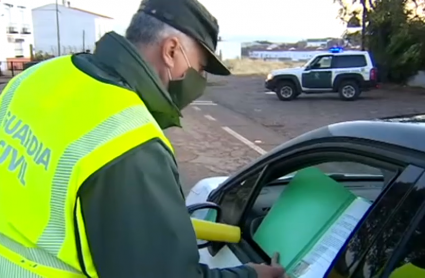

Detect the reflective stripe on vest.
[{"left": 0, "top": 56, "right": 174, "bottom": 277}]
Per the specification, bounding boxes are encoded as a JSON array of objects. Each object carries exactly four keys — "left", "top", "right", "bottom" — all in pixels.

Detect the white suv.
[{"left": 265, "top": 49, "right": 378, "bottom": 101}]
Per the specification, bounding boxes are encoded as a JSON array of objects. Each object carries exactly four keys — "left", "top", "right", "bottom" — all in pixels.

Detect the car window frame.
[{"left": 207, "top": 137, "right": 425, "bottom": 261}]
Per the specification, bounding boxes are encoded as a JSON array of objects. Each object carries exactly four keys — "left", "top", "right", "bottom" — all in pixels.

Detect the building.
[
  {"left": 305, "top": 38, "right": 330, "bottom": 48},
  {"left": 0, "top": 0, "right": 34, "bottom": 71},
  {"left": 32, "top": 1, "right": 114, "bottom": 55},
  {"left": 249, "top": 50, "right": 322, "bottom": 61}
]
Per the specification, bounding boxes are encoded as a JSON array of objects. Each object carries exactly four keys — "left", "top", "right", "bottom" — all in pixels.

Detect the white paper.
[{"left": 291, "top": 197, "right": 371, "bottom": 278}]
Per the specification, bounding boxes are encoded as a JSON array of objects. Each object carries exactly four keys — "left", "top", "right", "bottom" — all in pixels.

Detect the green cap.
[{"left": 138, "top": 0, "right": 231, "bottom": 76}]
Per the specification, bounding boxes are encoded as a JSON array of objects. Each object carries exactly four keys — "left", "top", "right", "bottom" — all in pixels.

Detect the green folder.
[{"left": 253, "top": 167, "right": 365, "bottom": 277}]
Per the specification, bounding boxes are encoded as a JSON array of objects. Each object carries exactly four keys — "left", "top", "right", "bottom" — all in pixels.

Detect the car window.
[
  {"left": 333, "top": 55, "right": 367, "bottom": 68},
  {"left": 246, "top": 160, "right": 396, "bottom": 278},
  {"left": 329, "top": 165, "right": 423, "bottom": 278},
  {"left": 219, "top": 170, "right": 263, "bottom": 225},
  {"left": 283, "top": 161, "right": 384, "bottom": 177},
  {"left": 312, "top": 56, "right": 333, "bottom": 69}
]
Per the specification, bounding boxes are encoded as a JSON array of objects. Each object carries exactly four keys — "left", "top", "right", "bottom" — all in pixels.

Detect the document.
[{"left": 291, "top": 197, "right": 371, "bottom": 278}]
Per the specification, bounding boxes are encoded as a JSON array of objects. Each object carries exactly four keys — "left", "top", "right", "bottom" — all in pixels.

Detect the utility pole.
[
  {"left": 82, "top": 30, "right": 85, "bottom": 52},
  {"left": 55, "top": 0, "right": 61, "bottom": 56},
  {"left": 361, "top": 0, "right": 366, "bottom": 51}
]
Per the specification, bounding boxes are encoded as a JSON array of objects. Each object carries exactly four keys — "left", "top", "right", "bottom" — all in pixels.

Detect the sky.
[{"left": 28, "top": 0, "right": 346, "bottom": 42}]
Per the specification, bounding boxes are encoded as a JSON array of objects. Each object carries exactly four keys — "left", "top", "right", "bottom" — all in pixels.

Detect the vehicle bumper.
[
  {"left": 362, "top": 80, "right": 379, "bottom": 91},
  {"left": 265, "top": 79, "right": 276, "bottom": 91}
]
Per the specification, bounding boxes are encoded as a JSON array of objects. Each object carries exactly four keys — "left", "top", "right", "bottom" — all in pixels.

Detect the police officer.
[{"left": 0, "top": 0, "right": 285, "bottom": 277}]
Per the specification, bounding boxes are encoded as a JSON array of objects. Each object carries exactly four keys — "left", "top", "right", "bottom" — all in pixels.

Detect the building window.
[{"left": 14, "top": 39, "right": 24, "bottom": 57}]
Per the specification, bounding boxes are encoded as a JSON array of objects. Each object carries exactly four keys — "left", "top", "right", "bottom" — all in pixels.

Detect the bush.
[{"left": 33, "top": 51, "right": 55, "bottom": 61}]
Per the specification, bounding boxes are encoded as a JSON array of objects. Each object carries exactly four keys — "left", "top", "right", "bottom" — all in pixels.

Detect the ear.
[{"left": 161, "top": 36, "right": 179, "bottom": 69}]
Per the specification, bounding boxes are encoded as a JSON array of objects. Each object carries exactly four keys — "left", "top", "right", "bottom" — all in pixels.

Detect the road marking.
[
  {"left": 191, "top": 100, "right": 217, "bottom": 106},
  {"left": 265, "top": 91, "right": 275, "bottom": 95},
  {"left": 192, "top": 106, "right": 201, "bottom": 111},
  {"left": 222, "top": 126, "right": 267, "bottom": 155},
  {"left": 204, "top": 114, "right": 216, "bottom": 121}
]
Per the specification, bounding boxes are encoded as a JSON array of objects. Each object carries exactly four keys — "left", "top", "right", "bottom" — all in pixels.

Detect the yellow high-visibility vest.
[
  {"left": 0, "top": 56, "right": 174, "bottom": 277},
  {"left": 389, "top": 262, "right": 425, "bottom": 278}
]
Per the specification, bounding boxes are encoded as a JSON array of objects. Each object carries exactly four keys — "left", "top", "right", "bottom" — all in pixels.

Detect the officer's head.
[{"left": 125, "top": 0, "right": 230, "bottom": 109}]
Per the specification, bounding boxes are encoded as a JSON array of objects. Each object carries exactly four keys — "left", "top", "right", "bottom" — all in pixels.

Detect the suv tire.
[
  {"left": 338, "top": 80, "right": 361, "bottom": 101},
  {"left": 276, "top": 81, "right": 299, "bottom": 101}
]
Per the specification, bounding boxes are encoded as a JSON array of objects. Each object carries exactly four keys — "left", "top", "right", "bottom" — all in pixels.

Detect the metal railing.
[{"left": 0, "top": 61, "right": 26, "bottom": 77}]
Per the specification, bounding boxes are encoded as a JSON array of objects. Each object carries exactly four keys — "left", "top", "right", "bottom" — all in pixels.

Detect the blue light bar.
[{"left": 329, "top": 47, "right": 343, "bottom": 53}]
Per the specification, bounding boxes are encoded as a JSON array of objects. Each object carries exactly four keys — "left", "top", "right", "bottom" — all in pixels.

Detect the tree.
[{"left": 334, "top": 0, "right": 425, "bottom": 83}]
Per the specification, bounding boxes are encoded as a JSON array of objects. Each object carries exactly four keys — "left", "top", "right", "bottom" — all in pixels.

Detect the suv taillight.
[{"left": 370, "top": 68, "right": 377, "bottom": 81}]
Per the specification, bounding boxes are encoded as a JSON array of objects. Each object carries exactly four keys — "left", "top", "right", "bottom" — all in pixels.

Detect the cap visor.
[{"left": 200, "top": 42, "right": 231, "bottom": 76}]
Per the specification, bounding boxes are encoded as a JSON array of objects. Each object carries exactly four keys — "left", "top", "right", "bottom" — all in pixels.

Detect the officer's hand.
[{"left": 247, "top": 252, "right": 286, "bottom": 278}]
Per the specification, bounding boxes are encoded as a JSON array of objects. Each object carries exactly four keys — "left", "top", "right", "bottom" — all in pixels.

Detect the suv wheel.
[
  {"left": 276, "top": 81, "right": 299, "bottom": 101},
  {"left": 338, "top": 80, "right": 361, "bottom": 101}
]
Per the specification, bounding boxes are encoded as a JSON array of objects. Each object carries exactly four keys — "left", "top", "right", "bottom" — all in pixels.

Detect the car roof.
[
  {"left": 220, "top": 119, "right": 425, "bottom": 189},
  {"left": 266, "top": 120, "right": 425, "bottom": 160}
]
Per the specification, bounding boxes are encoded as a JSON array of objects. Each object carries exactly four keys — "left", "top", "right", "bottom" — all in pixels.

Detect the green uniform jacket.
[{"left": 75, "top": 32, "right": 257, "bottom": 278}]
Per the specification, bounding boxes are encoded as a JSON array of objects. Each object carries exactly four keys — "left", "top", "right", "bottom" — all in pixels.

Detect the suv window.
[
  {"left": 311, "top": 56, "right": 333, "bottom": 69},
  {"left": 333, "top": 55, "right": 367, "bottom": 68}
]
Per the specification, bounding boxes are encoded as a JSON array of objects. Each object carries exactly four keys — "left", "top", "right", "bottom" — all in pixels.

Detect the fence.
[{"left": 0, "top": 61, "right": 28, "bottom": 78}]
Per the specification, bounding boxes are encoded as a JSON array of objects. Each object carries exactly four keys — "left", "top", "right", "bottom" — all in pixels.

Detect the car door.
[
  {"left": 302, "top": 55, "right": 333, "bottom": 89},
  {"left": 202, "top": 138, "right": 425, "bottom": 277}
]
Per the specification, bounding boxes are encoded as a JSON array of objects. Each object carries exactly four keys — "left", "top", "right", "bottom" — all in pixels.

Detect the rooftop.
[
  {"left": 33, "top": 4, "right": 113, "bottom": 19},
  {"left": 69, "top": 6, "right": 113, "bottom": 19}
]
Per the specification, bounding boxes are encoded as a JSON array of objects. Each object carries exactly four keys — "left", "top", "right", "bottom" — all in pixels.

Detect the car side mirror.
[{"left": 188, "top": 202, "right": 221, "bottom": 249}]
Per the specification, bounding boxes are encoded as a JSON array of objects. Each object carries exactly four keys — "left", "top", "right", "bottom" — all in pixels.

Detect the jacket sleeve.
[{"left": 77, "top": 138, "right": 257, "bottom": 278}]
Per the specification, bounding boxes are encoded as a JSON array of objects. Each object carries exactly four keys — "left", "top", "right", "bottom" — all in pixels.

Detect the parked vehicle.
[
  {"left": 187, "top": 115, "right": 425, "bottom": 277},
  {"left": 264, "top": 48, "right": 378, "bottom": 101}
]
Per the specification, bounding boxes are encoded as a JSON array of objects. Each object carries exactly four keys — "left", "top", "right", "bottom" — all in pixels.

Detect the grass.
[{"left": 223, "top": 58, "right": 305, "bottom": 76}]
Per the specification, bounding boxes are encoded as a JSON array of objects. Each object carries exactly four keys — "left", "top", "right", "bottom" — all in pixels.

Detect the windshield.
[{"left": 303, "top": 56, "right": 316, "bottom": 68}]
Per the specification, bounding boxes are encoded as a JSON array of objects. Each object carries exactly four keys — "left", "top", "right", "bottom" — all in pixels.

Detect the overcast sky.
[{"left": 28, "top": 0, "right": 346, "bottom": 42}]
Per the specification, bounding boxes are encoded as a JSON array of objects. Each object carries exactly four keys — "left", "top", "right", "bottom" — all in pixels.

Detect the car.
[
  {"left": 186, "top": 115, "right": 425, "bottom": 278},
  {"left": 264, "top": 48, "right": 378, "bottom": 101}
]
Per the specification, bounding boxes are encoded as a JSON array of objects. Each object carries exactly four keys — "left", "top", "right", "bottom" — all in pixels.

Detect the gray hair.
[{"left": 125, "top": 12, "right": 193, "bottom": 49}]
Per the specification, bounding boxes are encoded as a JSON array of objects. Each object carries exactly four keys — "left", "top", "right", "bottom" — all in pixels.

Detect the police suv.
[{"left": 265, "top": 48, "right": 378, "bottom": 101}]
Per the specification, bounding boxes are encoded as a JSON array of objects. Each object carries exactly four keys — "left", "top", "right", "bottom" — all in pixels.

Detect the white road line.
[
  {"left": 190, "top": 100, "right": 217, "bottom": 106},
  {"left": 265, "top": 91, "right": 275, "bottom": 95},
  {"left": 192, "top": 106, "right": 201, "bottom": 111},
  {"left": 222, "top": 126, "right": 267, "bottom": 155},
  {"left": 204, "top": 114, "right": 216, "bottom": 121}
]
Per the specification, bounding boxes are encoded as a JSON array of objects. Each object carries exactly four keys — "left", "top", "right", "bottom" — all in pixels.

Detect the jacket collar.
[{"left": 93, "top": 31, "right": 181, "bottom": 129}]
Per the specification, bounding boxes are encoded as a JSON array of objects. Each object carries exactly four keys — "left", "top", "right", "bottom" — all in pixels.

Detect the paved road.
[
  {"left": 204, "top": 75, "right": 425, "bottom": 141},
  {"left": 4, "top": 76, "right": 425, "bottom": 195}
]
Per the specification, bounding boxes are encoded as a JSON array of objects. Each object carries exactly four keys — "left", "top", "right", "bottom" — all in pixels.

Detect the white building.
[
  {"left": 0, "top": 0, "right": 34, "bottom": 61},
  {"left": 249, "top": 50, "right": 324, "bottom": 61},
  {"left": 305, "top": 39, "right": 329, "bottom": 48},
  {"left": 32, "top": 2, "right": 114, "bottom": 55}
]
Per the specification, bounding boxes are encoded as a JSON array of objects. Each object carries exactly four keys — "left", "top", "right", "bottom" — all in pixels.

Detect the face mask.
[{"left": 168, "top": 46, "right": 207, "bottom": 110}]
